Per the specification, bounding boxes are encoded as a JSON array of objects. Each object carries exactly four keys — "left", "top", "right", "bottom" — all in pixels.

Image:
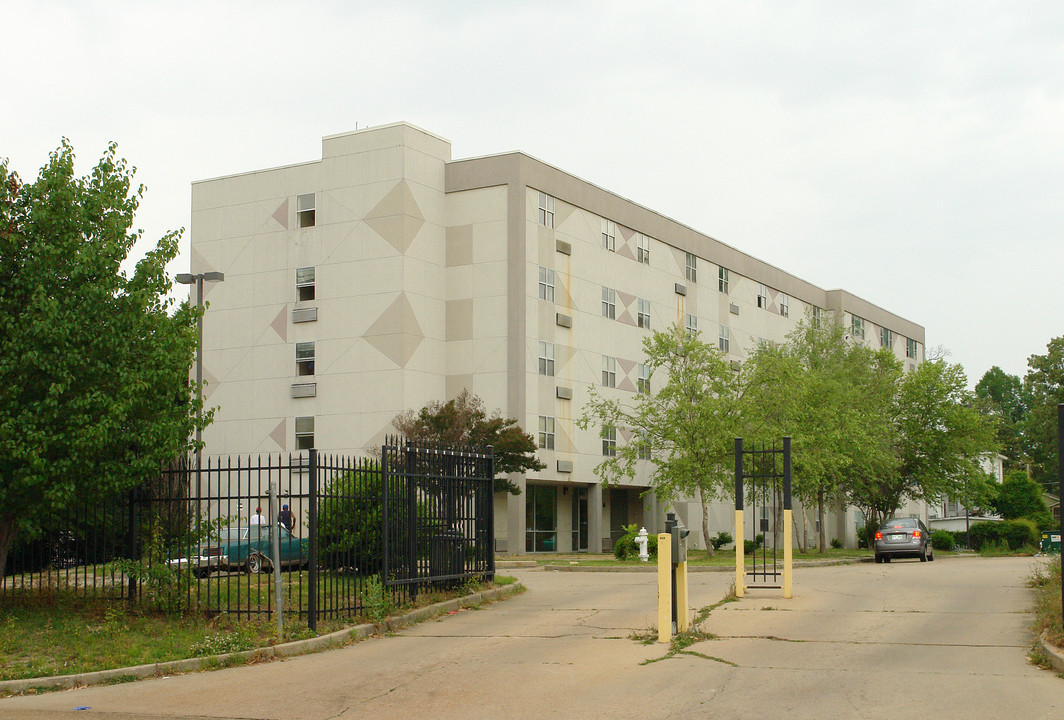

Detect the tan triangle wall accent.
[
  {"left": 364, "top": 181, "right": 425, "bottom": 255},
  {"left": 270, "top": 418, "right": 286, "bottom": 451},
  {"left": 270, "top": 305, "right": 288, "bottom": 342},
  {"left": 272, "top": 198, "right": 289, "bottom": 229}
]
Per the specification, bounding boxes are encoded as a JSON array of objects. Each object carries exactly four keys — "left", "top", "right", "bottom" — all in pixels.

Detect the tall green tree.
[
  {"left": 0, "top": 141, "right": 202, "bottom": 577},
  {"left": 993, "top": 469, "right": 1054, "bottom": 530},
  {"left": 391, "top": 389, "right": 544, "bottom": 495},
  {"left": 975, "top": 365, "right": 1028, "bottom": 468},
  {"left": 884, "top": 357, "right": 999, "bottom": 518},
  {"left": 756, "top": 314, "right": 899, "bottom": 552},
  {"left": 578, "top": 325, "right": 753, "bottom": 554},
  {"left": 1023, "top": 337, "right": 1064, "bottom": 492}
]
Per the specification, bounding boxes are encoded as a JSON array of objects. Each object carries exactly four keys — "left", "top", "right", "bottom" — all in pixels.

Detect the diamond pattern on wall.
[
  {"left": 364, "top": 293, "right": 424, "bottom": 367},
  {"left": 364, "top": 180, "right": 424, "bottom": 255}
]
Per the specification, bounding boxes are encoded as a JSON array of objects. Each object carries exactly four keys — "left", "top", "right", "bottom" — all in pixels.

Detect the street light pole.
[{"left": 176, "top": 271, "right": 224, "bottom": 468}]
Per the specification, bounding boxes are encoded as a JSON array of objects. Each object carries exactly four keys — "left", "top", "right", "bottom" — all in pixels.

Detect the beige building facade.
[{"left": 189, "top": 122, "right": 925, "bottom": 553}]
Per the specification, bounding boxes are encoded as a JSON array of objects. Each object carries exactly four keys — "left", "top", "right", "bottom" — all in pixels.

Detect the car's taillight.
[
  {"left": 911, "top": 530, "right": 921, "bottom": 538},
  {"left": 874, "top": 531, "right": 882, "bottom": 540}
]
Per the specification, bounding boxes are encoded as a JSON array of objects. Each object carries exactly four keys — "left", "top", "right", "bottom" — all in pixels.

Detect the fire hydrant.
[{"left": 636, "top": 527, "right": 650, "bottom": 562}]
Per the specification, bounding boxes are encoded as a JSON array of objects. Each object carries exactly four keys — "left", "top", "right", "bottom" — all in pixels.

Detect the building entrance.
[{"left": 571, "top": 487, "right": 588, "bottom": 551}]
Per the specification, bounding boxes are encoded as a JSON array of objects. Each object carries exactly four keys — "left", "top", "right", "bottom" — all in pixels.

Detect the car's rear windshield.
[{"left": 881, "top": 518, "right": 918, "bottom": 529}]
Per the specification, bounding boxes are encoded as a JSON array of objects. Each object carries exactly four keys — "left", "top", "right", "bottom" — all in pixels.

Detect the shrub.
[
  {"left": 743, "top": 535, "right": 766, "bottom": 554},
  {"left": 931, "top": 530, "right": 955, "bottom": 551},
  {"left": 968, "top": 520, "right": 1039, "bottom": 551},
  {"left": 711, "top": 531, "right": 733, "bottom": 550},
  {"left": 830, "top": 537, "right": 843, "bottom": 549}
]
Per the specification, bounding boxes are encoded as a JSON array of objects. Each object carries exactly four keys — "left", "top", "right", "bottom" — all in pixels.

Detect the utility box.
[
  {"left": 1041, "top": 530, "right": 1061, "bottom": 554},
  {"left": 671, "top": 520, "right": 690, "bottom": 564}
]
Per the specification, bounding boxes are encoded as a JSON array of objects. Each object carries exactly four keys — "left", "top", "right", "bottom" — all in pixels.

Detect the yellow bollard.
[
  {"left": 657, "top": 533, "right": 671, "bottom": 643},
  {"left": 734, "top": 509, "right": 745, "bottom": 598}
]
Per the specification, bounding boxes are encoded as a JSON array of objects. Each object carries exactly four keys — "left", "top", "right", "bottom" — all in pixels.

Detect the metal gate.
[{"left": 734, "top": 437, "right": 792, "bottom": 598}]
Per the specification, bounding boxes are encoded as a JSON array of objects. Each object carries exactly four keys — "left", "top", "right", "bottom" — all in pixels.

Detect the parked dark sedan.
[{"left": 874, "top": 517, "right": 934, "bottom": 563}]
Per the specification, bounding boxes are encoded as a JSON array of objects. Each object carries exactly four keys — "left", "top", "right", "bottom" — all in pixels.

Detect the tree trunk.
[
  {"left": 0, "top": 515, "right": 18, "bottom": 581},
  {"left": 699, "top": 487, "right": 714, "bottom": 557},
  {"left": 817, "top": 488, "right": 827, "bottom": 553}
]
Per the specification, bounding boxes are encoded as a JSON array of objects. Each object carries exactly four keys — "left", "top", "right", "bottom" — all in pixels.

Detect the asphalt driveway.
[{"left": 0, "top": 556, "right": 1060, "bottom": 719}]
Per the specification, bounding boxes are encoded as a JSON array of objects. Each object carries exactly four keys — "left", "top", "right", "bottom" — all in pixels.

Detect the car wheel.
[
  {"left": 920, "top": 545, "right": 927, "bottom": 562},
  {"left": 883, "top": 556, "right": 890, "bottom": 563},
  {"left": 928, "top": 547, "right": 934, "bottom": 562},
  {"left": 874, "top": 553, "right": 882, "bottom": 564},
  {"left": 246, "top": 553, "right": 266, "bottom": 574},
  {"left": 193, "top": 567, "right": 212, "bottom": 579}
]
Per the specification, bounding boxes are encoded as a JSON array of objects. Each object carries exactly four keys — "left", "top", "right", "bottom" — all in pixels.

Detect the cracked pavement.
[{"left": 1, "top": 557, "right": 1061, "bottom": 719}]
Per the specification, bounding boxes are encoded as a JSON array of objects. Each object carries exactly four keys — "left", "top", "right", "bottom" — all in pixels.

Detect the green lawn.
[{"left": 0, "top": 574, "right": 512, "bottom": 684}]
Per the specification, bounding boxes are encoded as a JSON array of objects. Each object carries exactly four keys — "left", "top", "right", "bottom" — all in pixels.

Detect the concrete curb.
[
  {"left": 0, "top": 582, "right": 524, "bottom": 696},
  {"left": 1039, "top": 630, "right": 1064, "bottom": 674}
]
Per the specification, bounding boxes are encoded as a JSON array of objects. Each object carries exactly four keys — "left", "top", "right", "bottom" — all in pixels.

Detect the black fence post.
[
  {"left": 783, "top": 437, "right": 792, "bottom": 511},
  {"left": 127, "top": 485, "right": 138, "bottom": 603},
  {"left": 734, "top": 438, "right": 743, "bottom": 511},
  {"left": 1057, "top": 404, "right": 1062, "bottom": 628},
  {"left": 487, "top": 446, "right": 495, "bottom": 580},
  {"left": 406, "top": 441, "right": 418, "bottom": 602},
  {"left": 307, "top": 448, "right": 318, "bottom": 632}
]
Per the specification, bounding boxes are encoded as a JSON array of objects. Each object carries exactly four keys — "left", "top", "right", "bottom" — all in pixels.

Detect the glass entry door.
[
  {"left": 571, "top": 487, "right": 588, "bottom": 552},
  {"left": 526, "top": 484, "right": 557, "bottom": 552}
]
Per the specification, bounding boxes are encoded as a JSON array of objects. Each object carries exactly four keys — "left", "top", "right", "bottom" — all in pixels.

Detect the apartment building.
[{"left": 189, "top": 122, "right": 925, "bottom": 553}]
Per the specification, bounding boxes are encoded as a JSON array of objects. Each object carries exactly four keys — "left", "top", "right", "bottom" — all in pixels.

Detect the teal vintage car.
[{"left": 171, "top": 524, "right": 309, "bottom": 576}]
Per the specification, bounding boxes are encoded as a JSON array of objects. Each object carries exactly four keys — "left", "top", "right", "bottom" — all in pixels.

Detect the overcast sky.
[{"left": 5, "top": 1, "right": 1062, "bottom": 384}]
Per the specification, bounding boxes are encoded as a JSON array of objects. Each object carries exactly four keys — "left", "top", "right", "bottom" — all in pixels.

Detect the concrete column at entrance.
[
  {"left": 588, "top": 482, "right": 603, "bottom": 553},
  {"left": 507, "top": 474, "right": 527, "bottom": 554},
  {"left": 642, "top": 491, "right": 659, "bottom": 533}
]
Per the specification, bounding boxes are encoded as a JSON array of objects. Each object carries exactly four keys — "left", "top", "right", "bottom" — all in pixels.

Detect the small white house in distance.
[{"left": 928, "top": 454, "right": 1006, "bottom": 533}]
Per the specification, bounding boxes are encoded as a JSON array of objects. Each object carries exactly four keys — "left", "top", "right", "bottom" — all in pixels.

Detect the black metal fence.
[
  {"left": 735, "top": 437, "right": 791, "bottom": 589},
  {"left": 1, "top": 440, "right": 495, "bottom": 629}
]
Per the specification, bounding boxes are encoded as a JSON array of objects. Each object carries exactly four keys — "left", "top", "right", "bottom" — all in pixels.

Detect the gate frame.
[{"left": 734, "top": 437, "right": 792, "bottom": 599}]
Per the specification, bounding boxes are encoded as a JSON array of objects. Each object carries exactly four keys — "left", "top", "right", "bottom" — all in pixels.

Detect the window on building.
[
  {"left": 296, "top": 342, "right": 315, "bottom": 376},
  {"left": 602, "top": 355, "right": 617, "bottom": 388},
  {"left": 637, "top": 298, "right": 651, "bottom": 329},
  {"left": 757, "top": 284, "right": 768, "bottom": 309},
  {"left": 538, "top": 266, "right": 555, "bottom": 302},
  {"left": 812, "top": 306, "right": 822, "bottom": 328},
  {"left": 906, "top": 337, "right": 917, "bottom": 359},
  {"left": 601, "top": 426, "right": 617, "bottom": 456},
  {"left": 880, "top": 327, "right": 893, "bottom": 349},
  {"left": 602, "top": 286, "right": 616, "bottom": 319},
  {"left": 525, "top": 484, "right": 557, "bottom": 552},
  {"left": 297, "top": 194, "right": 316, "bottom": 228},
  {"left": 538, "top": 416, "right": 555, "bottom": 450},
  {"left": 851, "top": 315, "right": 865, "bottom": 340},
  {"left": 719, "top": 324, "right": 730, "bottom": 353},
  {"left": 637, "top": 435, "right": 652, "bottom": 460},
  {"left": 636, "top": 233, "right": 650, "bottom": 264},
  {"left": 718, "top": 266, "right": 729, "bottom": 294},
  {"left": 637, "top": 363, "right": 650, "bottom": 394},
  {"left": 601, "top": 218, "right": 616, "bottom": 251},
  {"left": 296, "top": 267, "right": 315, "bottom": 302},
  {"left": 538, "top": 192, "right": 555, "bottom": 228},
  {"left": 685, "top": 313, "right": 698, "bottom": 335},
  {"left": 779, "top": 293, "right": 789, "bottom": 317},
  {"left": 295, "top": 416, "right": 315, "bottom": 450},
  {"left": 686, "top": 253, "right": 697, "bottom": 283},
  {"left": 538, "top": 341, "right": 555, "bottom": 377}
]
